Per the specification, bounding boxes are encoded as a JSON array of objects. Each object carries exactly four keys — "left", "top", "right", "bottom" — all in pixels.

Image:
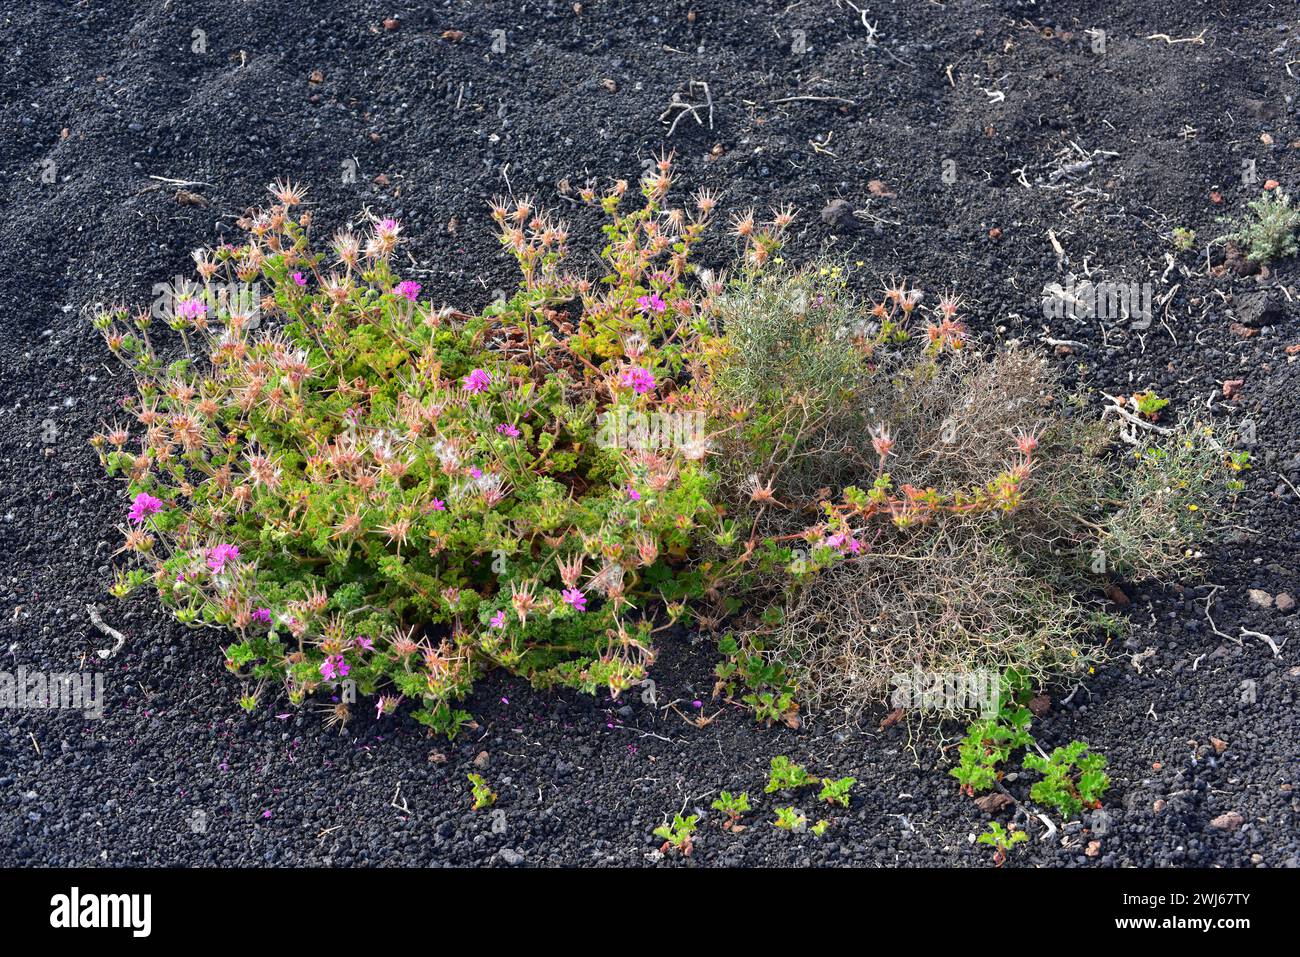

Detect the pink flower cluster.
[
  {"left": 822, "top": 531, "right": 862, "bottom": 556},
  {"left": 619, "top": 366, "right": 656, "bottom": 395},
  {"left": 636, "top": 293, "right": 666, "bottom": 314},
  {"left": 174, "top": 297, "right": 207, "bottom": 321},
  {"left": 128, "top": 492, "right": 163, "bottom": 523},
  {"left": 319, "top": 655, "right": 349, "bottom": 681},
  {"left": 462, "top": 368, "right": 491, "bottom": 393},
  {"left": 206, "top": 543, "right": 240, "bottom": 572}
]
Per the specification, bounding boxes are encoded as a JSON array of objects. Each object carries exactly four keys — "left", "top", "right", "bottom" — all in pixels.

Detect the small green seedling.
[
  {"left": 977, "top": 821, "right": 1027, "bottom": 867},
  {"left": 818, "top": 776, "right": 856, "bottom": 808},
  {"left": 711, "top": 791, "right": 751, "bottom": 830},
  {"left": 810, "top": 819, "right": 831, "bottom": 837},
  {"left": 1133, "top": 390, "right": 1169, "bottom": 420},
  {"left": 773, "top": 806, "right": 807, "bottom": 832},
  {"left": 467, "top": 773, "right": 497, "bottom": 811},
  {"left": 1232, "top": 190, "right": 1300, "bottom": 264},
  {"left": 654, "top": 814, "right": 698, "bottom": 855},
  {"left": 1171, "top": 226, "right": 1196, "bottom": 252},
  {"left": 765, "top": 755, "right": 816, "bottom": 793},
  {"left": 1226, "top": 450, "right": 1251, "bottom": 494},
  {"left": 1023, "top": 740, "right": 1110, "bottom": 819}
]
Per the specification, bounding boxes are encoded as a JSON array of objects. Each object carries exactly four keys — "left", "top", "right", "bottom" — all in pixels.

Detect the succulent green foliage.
[{"left": 950, "top": 671, "right": 1036, "bottom": 795}]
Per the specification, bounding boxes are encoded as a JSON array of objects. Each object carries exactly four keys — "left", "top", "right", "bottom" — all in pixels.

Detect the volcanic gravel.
[{"left": 1, "top": 0, "right": 1297, "bottom": 867}]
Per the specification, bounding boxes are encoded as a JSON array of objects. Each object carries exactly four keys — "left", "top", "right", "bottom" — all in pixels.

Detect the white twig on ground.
[
  {"left": 660, "top": 81, "right": 713, "bottom": 135},
  {"left": 1100, "top": 392, "right": 1176, "bottom": 444},
  {"left": 1240, "top": 628, "right": 1282, "bottom": 657},
  {"left": 1145, "top": 29, "right": 1208, "bottom": 45},
  {"left": 1035, "top": 813, "right": 1057, "bottom": 843},
  {"left": 770, "top": 94, "right": 857, "bottom": 106},
  {"left": 148, "top": 174, "right": 210, "bottom": 187},
  {"left": 87, "top": 604, "right": 127, "bottom": 659}
]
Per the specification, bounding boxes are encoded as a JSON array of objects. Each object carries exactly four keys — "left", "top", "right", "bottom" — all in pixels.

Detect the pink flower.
[
  {"left": 430, "top": 498, "right": 446, "bottom": 511},
  {"left": 252, "top": 608, "right": 272, "bottom": 624},
  {"left": 625, "top": 486, "right": 641, "bottom": 502},
  {"left": 496, "top": 423, "right": 520, "bottom": 438},
  {"left": 377, "top": 218, "right": 400, "bottom": 236},
  {"left": 619, "top": 366, "right": 656, "bottom": 395},
  {"left": 291, "top": 272, "right": 307, "bottom": 287},
  {"left": 469, "top": 466, "right": 483, "bottom": 479},
  {"left": 174, "top": 297, "right": 206, "bottom": 320},
  {"left": 490, "top": 610, "right": 507, "bottom": 629},
  {"left": 128, "top": 492, "right": 163, "bottom": 523},
  {"left": 562, "top": 588, "right": 587, "bottom": 612},
  {"left": 355, "top": 636, "right": 375, "bottom": 652},
  {"left": 463, "top": 368, "right": 491, "bottom": 393},
  {"left": 396, "top": 280, "right": 422, "bottom": 301},
  {"left": 206, "top": 543, "right": 240, "bottom": 573},
  {"left": 821, "top": 531, "right": 861, "bottom": 556},
  {"left": 637, "top": 293, "right": 667, "bottom": 314},
  {"left": 319, "top": 655, "right": 349, "bottom": 681}
]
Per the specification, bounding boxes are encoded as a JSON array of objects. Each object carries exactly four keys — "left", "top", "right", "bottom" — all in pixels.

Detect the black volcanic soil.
[{"left": 1, "top": 0, "right": 1297, "bottom": 867}]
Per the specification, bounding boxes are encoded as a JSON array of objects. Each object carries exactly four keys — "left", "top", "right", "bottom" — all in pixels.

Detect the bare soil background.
[{"left": 1, "top": 0, "right": 1297, "bottom": 866}]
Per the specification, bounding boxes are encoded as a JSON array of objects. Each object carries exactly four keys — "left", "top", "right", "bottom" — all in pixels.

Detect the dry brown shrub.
[{"left": 704, "top": 265, "right": 1225, "bottom": 726}]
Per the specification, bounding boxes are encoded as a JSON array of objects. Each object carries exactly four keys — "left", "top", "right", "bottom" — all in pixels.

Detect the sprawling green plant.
[
  {"left": 92, "top": 161, "right": 1236, "bottom": 739},
  {"left": 951, "top": 671, "right": 1036, "bottom": 795},
  {"left": 92, "top": 162, "right": 789, "bottom": 734}
]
